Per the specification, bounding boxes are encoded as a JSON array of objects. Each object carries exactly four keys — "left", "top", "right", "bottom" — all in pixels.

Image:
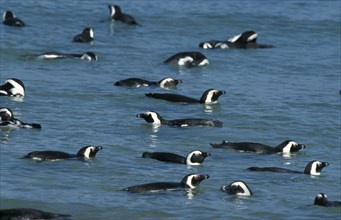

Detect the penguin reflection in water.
[{"left": 123, "top": 173, "right": 209, "bottom": 193}]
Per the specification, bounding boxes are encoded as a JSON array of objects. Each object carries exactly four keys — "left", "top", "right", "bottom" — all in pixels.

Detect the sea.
[{"left": 0, "top": 0, "right": 340, "bottom": 219}]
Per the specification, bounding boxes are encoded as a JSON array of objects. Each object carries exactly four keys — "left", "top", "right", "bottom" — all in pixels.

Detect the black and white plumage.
[
  {"left": 247, "top": 160, "right": 329, "bottom": 176},
  {"left": 221, "top": 181, "right": 253, "bottom": 196},
  {"left": 36, "top": 51, "right": 98, "bottom": 61},
  {"left": 0, "top": 107, "right": 41, "bottom": 129},
  {"left": 0, "top": 208, "right": 71, "bottom": 220},
  {"left": 145, "top": 89, "right": 226, "bottom": 104},
  {"left": 0, "top": 78, "right": 25, "bottom": 97},
  {"left": 114, "top": 77, "right": 182, "bottom": 89},
  {"left": 73, "top": 27, "right": 94, "bottom": 43},
  {"left": 210, "top": 140, "right": 305, "bottom": 154},
  {"left": 136, "top": 111, "right": 223, "bottom": 128},
  {"left": 22, "top": 145, "right": 103, "bottom": 161},
  {"left": 314, "top": 193, "right": 341, "bottom": 207},
  {"left": 108, "top": 5, "right": 138, "bottom": 25},
  {"left": 122, "top": 173, "right": 209, "bottom": 192},
  {"left": 163, "top": 51, "right": 209, "bottom": 67},
  {"left": 2, "top": 11, "right": 25, "bottom": 27},
  {"left": 199, "top": 31, "right": 273, "bottom": 49},
  {"left": 142, "top": 150, "right": 210, "bottom": 165}
]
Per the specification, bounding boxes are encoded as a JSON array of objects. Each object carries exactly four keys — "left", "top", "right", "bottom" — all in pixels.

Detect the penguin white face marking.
[
  {"left": 231, "top": 181, "right": 252, "bottom": 196},
  {"left": 203, "top": 43, "right": 212, "bottom": 49},
  {"left": 0, "top": 108, "right": 13, "bottom": 121},
  {"left": 310, "top": 161, "right": 322, "bottom": 175},
  {"left": 6, "top": 79, "right": 25, "bottom": 97},
  {"left": 282, "top": 141, "right": 298, "bottom": 153},
  {"left": 247, "top": 33, "right": 258, "bottom": 42},
  {"left": 186, "top": 151, "right": 203, "bottom": 166},
  {"left": 83, "top": 146, "right": 97, "bottom": 159},
  {"left": 228, "top": 33, "right": 241, "bottom": 43},
  {"left": 178, "top": 56, "right": 193, "bottom": 66},
  {"left": 159, "top": 78, "right": 174, "bottom": 88},
  {"left": 204, "top": 90, "right": 219, "bottom": 103},
  {"left": 3, "top": 11, "right": 7, "bottom": 21},
  {"left": 89, "top": 28, "right": 94, "bottom": 38},
  {"left": 198, "top": 59, "right": 209, "bottom": 66},
  {"left": 145, "top": 111, "right": 161, "bottom": 125},
  {"left": 185, "top": 175, "right": 197, "bottom": 189},
  {"left": 109, "top": 5, "right": 116, "bottom": 17}
]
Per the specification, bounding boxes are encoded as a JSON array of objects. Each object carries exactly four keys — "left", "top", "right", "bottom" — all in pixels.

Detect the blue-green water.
[{"left": 0, "top": 0, "right": 340, "bottom": 219}]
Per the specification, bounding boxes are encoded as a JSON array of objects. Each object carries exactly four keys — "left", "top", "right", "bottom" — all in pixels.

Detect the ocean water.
[{"left": 0, "top": 0, "right": 340, "bottom": 219}]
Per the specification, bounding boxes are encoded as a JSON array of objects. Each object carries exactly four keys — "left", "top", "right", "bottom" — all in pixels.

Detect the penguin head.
[
  {"left": 81, "top": 52, "right": 98, "bottom": 61},
  {"left": 314, "top": 193, "right": 328, "bottom": 206},
  {"left": 158, "top": 77, "right": 182, "bottom": 89},
  {"left": 186, "top": 151, "right": 210, "bottom": 165},
  {"left": 136, "top": 111, "right": 163, "bottom": 125},
  {"left": 277, "top": 140, "right": 305, "bottom": 153},
  {"left": 221, "top": 180, "right": 253, "bottom": 196},
  {"left": 200, "top": 89, "right": 226, "bottom": 104},
  {"left": 0, "top": 78, "right": 25, "bottom": 97},
  {"left": 76, "top": 146, "right": 103, "bottom": 159},
  {"left": 83, "top": 27, "right": 94, "bottom": 40},
  {"left": 108, "top": 5, "right": 122, "bottom": 17},
  {"left": 304, "top": 160, "right": 329, "bottom": 175},
  {"left": 229, "top": 31, "right": 257, "bottom": 44},
  {"left": 199, "top": 42, "right": 213, "bottom": 49},
  {"left": 181, "top": 173, "right": 209, "bottom": 189},
  {"left": 3, "top": 11, "right": 15, "bottom": 21},
  {"left": 0, "top": 107, "right": 14, "bottom": 122}
]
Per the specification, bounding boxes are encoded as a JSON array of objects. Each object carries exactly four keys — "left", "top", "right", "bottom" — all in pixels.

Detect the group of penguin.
[{"left": 1, "top": 3, "right": 340, "bottom": 220}]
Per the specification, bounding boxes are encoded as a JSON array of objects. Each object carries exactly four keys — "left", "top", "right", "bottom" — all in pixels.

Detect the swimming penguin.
[
  {"left": 247, "top": 160, "right": 329, "bottom": 175},
  {"left": 163, "top": 51, "right": 209, "bottom": 67},
  {"left": 108, "top": 4, "right": 138, "bottom": 25},
  {"left": 73, "top": 27, "right": 94, "bottom": 43},
  {"left": 145, "top": 89, "right": 226, "bottom": 104},
  {"left": 2, "top": 11, "right": 25, "bottom": 27},
  {"left": 36, "top": 51, "right": 98, "bottom": 61},
  {"left": 210, "top": 140, "right": 305, "bottom": 154},
  {"left": 136, "top": 111, "right": 223, "bottom": 127},
  {"left": 114, "top": 77, "right": 182, "bottom": 89},
  {"left": 0, "top": 107, "right": 41, "bottom": 129},
  {"left": 221, "top": 180, "right": 253, "bottom": 196},
  {"left": 22, "top": 145, "right": 103, "bottom": 161},
  {"left": 314, "top": 193, "right": 341, "bottom": 207},
  {"left": 0, "top": 208, "right": 71, "bottom": 219},
  {"left": 142, "top": 150, "right": 210, "bottom": 165},
  {"left": 199, "top": 31, "right": 273, "bottom": 49},
  {"left": 123, "top": 173, "right": 209, "bottom": 192},
  {"left": 0, "top": 78, "right": 25, "bottom": 97}
]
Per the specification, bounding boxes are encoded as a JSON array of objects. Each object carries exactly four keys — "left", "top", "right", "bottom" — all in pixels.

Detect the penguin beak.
[
  {"left": 299, "top": 144, "right": 305, "bottom": 149},
  {"left": 136, "top": 114, "right": 143, "bottom": 118},
  {"left": 321, "top": 162, "right": 329, "bottom": 167},
  {"left": 203, "top": 152, "right": 211, "bottom": 157},
  {"left": 95, "top": 146, "right": 103, "bottom": 152}
]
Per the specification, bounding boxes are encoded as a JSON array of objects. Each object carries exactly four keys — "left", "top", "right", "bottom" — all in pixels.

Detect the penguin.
[
  {"left": 221, "top": 180, "right": 253, "bottom": 196},
  {"left": 73, "top": 27, "right": 94, "bottom": 43},
  {"left": 114, "top": 77, "right": 182, "bottom": 89},
  {"left": 247, "top": 160, "right": 329, "bottom": 175},
  {"left": 123, "top": 173, "right": 209, "bottom": 192},
  {"left": 136, "top": 111, "right": 223, "bottom": 127},
  {"left": 0, "top": 107, "right": 41, "bottom": 129},
  {"left": 163, "top": 51, "right": 209, "bottom": 67},
  {"left": 210, "top": 140, "right": 305, "bottom": 154},
  {"left": 199, "top": 31, "right": 273, "bottom": 49},
  {"left": 145, "top": 89, "right": 226, "bottom": 104},
  {"left": 142, "top": 150, "right": 210, "bottom": 165},
  {"left": 22, "top": 145, "right": 103, "bottom": 161},
  {"left": 0, "top": 78, "right": 25, "bottom": 97},
  {"left": 0, "top": 208, "right": 71, "bottom": 219},
  {"left": 36, "top": 51, "right": 98, "bottom": 61},
  {"left": 108, "top": 5, "right": 138, "bottom": 25},
  {"left": 2, "top": 11, "right": 25, "bottom": 27},
  {"left": 314, "top": 193, "right": 341, "bottom": 207}
]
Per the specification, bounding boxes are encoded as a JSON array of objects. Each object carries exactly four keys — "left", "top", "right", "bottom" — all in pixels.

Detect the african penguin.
[
  {"left": 122, "top": 173, "right": 209, "bottom": 192},
  {"left": 247, "top": 160, "right": 329, "bottom": 175},
  {"left": 22, "top": 145, "right": 103, "bottom": 161},
  {"left": 221, "top": 180, "right": 253, "bottom": 196},
  {"left": 163, "top": 51, "right": 209, "bottom": 67},
  {"left": 0, "top": 208, "right": 71, "bottom": 220},
  {"left": 73, "top": 27, "right": 94, "bottom": 43},
  {"left": 0, "top": 107, "right": 41, "bottom": 129},
  {"left": 314, "top": 193, "right": 341, "bottom": 207},
  {"left": 36, "top": 51, "right": 98, "bottom": 61},
  {"left": 145, "top": 89, "right": 226, "bottom": 104},
  {"left": 210, "top": 140, "right": 305, "bottom": 154},
  {"left": 114, "top": 77, "right": 182, "bottom": 89},
  {"left": 108, "top": 5, "right": 138, "bottom": 25},
  {"left": 142, "top": 150, "right": 210, "bottom": 165},
  {"left": 136, "top": 111, "right": 223, "bottom": 127},
  {"left": 2, "top": 11, "right": 25, "bottom": 27},
  {"left": 0, "top": 78, "right": 25, "bottom": 97}
]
